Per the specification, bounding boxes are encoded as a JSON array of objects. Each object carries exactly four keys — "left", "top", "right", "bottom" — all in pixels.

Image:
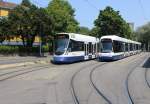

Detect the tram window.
[
  {"left": 87, "top": 44, "right": 89, "bottom": 54},
  {"left": 54, "top": 34, "right": 69, "bottom": 55},
  {"left": 95, "top": 43, "right": 99, "bottom": 52},
  {"left": 136, "top": 45, "right": 138, "bottom": 50},
  {"left": 139, "top": 45, "right": 141, "bottom": 50},
  {"left": 134, "top": 44, "right": 136, "bottom": 50},
  {"left": 138, "top": 45, "right": 141, "bottom": 50},
  {"left": 125, "top": 43, "right": 128, "bottom": 51},
  {"left": 133, "top": 44, "right": 135, "bottom": 50},
  {"left": 54, "top": 39, "right": 69, "bottom": 55},
  {"left": 130, "top": 43, "right": 133, "bottom": 51},
  {"left": 94, "top": 44, "right": 96, "bottom": 53},
  {"left": 132, "top": 44, "right": 134, "bottom": 51},
  {"left": 68, "top": 40, "right": 84, "bottom": 52},
  {"left": 84, "top": 44, "right": 87, "bottom": 55},
  {"left": 113, "top": 40, "right": 124, "bottom": 53},
  {"left": 89, "top": 43, "right": 92, "bottom": 53},
  {"left": 101, "top": 39, "right": 112, "bottom": 53}
]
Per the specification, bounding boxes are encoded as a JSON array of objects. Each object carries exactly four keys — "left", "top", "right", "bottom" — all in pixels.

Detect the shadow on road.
[{"left": 143, "top": 57, "right": 150, "bottom": 68}]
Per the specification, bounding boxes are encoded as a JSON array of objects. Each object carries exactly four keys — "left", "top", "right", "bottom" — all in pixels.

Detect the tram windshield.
[
  {"left": 54, "top": 34, "right": 69, "bottom": 55},
  {"left": 101, "top": 39, "right": 113, "bottom": 53}
]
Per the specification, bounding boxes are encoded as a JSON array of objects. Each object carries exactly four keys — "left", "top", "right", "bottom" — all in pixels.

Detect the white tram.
[
  {"left": 98, "top": 35, "right": 141, "bottom": 61},
  {"left": 53, "top": 33, "right": 99, "bottom": 63}
]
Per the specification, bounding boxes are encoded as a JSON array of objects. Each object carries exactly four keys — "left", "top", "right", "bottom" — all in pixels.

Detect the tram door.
[
  {"left": 84, "top": 43, "right": 88, "bottom": 60},
  {"left": 88, "top": 42, "right": 92, "bottom": 59},
  {"left": 92, "top": 43, "right": 96, "bottom": 58}
]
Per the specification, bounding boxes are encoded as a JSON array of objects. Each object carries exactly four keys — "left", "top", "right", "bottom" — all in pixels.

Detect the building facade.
[{"left": 0, "top": 1, "right": 17, "bottom": 17}]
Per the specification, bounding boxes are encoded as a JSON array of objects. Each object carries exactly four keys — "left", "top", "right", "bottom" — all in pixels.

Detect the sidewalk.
[{"left": 0, "top": 55, "right": 52, "bottom": 69}]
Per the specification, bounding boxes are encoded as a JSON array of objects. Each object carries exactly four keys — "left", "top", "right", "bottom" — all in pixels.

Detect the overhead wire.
[
  {"left": 138, "top": 0, "right": 148, "bottom": 21},
  {"left": 83, "top": 0, "right": 99, "bottom": 11}
]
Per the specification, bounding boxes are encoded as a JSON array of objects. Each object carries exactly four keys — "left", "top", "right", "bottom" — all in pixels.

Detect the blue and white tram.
[
  {"left": 98, "top": 35, "right": 141, "bottom": 61},
  {"left": 53, "top": 33, "right": 99, "bottom": 63}
]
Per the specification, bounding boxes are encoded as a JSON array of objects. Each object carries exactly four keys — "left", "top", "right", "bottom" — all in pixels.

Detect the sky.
[{"left": 5, "top": 0, "right": 150, "bottom": 30}]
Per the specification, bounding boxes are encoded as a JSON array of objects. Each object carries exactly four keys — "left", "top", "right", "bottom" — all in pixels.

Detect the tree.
[
  {"left": 21, "top": 0, "right": 31, "bottom": 7},
  {"left": 8, "top": 0, "right": 53, "bottom": 47},
  {"left": 89, "top": 27, "right": 101, "bottom": 37},
  {"left": 135, "top": 22, "right": 150, "bottom": 50},
  {"left": 47, "top": 0, "right": 79, "bottom": 34},
  {"left": 0, "top": 17, "right": 12, "bottom": 43},
  {"left": 94, "top": 6, "right": 132, "bottom": 38},
  {"left": 77, "top": 26, "right": 90, "bottom": 35}
]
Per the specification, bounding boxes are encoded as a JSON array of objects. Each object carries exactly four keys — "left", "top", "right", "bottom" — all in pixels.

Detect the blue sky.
[{"left": 5, "top": 0, "right": 150, "bottom": 30}]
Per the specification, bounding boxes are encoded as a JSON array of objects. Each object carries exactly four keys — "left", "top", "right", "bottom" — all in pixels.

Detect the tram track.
[
  {"left": 0, "top": 53, "right": 147, "bottom": 104},
  {"left": 89, "top": 54, "right": 144, "bottom": 104},
  {"left": 144, "top": 57, "right": 150, "bottom": 88},
  {"left": 125, "top": 53, "right": 149, "bottom": 104},
  {"left": 145, "top": 68, "right": 150, "bottom": 88},
  {"left": 0, "top": 60, "right": 97, "bottom": 82},
  {"left": 90, "top": 63, "right": 112, "bottom": 104},
  {"left": 0, "top": 60, "right": 81, "bottom": 82},
  {"left": 70, "top": 61, "right": 100, "bottom": 104},
  {"left": 0, "top": 65, "right": 51, "bottom": 81},
  {"left": 70, "top": 53, "right": 144, "bottom": 104},
  {"left": 87, "top": 53, "right": 147, "bottom": 104}
]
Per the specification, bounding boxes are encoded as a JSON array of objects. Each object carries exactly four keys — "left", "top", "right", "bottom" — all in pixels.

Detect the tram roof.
[
  {"left": 100, "top": 35, "right": 141, "bottom": 45},
  {"left": 57, "top": 33, "right": 99, "bottom": 43}
]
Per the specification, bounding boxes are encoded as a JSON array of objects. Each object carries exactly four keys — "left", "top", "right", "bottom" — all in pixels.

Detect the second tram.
[{"left": 98, "top": 35, "right": 141, "bottom": 61}]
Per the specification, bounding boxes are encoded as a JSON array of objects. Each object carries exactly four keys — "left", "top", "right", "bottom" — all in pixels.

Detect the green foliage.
[
  {"left": 21, "top": 0, "right": 31, "bottom": 7},
  {"left": 89, "top": 27, "right": 101, "bottom": 37},
  {"left": 0, "top": 45, "right": 49, "bottom": 55},
  {"left": 94, "top": 6, "right": 132, "bottom": 38},
  {"left": 8, "top": 0, "right": 53, "bottom": 47},
  {"left": 0, "top": 17, "right": 12, "bottom": 43},
  {"left": 0, "top": 46, "right": 19, "bottom": 54},
  {"left": 77, "top": 26, "right": 90, "bottom": 35},
  {"left": 135, "top": 22, "right": 150, "bottom": 43},
  {"left": 42, "top": 45, "right": 49, "bottom": 52},
  {"left": 47, "top": 0, "right": 79, "bottom": 34}
]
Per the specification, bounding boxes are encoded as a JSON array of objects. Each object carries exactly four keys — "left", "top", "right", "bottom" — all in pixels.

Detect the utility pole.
[
  {"left": 39, "top": 23, "right": 42, "bottom": 57},
  {"left": 148, "top": 41, "right": 150, "bottom": 52}
]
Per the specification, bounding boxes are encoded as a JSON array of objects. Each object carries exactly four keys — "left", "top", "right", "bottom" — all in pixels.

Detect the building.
[{"left": 0, "top": 0, "right": 17, "bottom": 17}]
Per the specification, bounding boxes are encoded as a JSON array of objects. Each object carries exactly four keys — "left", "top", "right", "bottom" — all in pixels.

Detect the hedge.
[{"left": 0, "top": 45, "right": 51, "bottom": 55}]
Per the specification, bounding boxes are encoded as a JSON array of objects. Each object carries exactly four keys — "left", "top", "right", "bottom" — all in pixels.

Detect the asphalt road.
[{"left": 0, "top": 52, "right": 149, "bottom": 104}]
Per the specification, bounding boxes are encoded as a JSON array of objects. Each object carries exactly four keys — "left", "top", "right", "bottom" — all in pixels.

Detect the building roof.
[{"left": 0, "top": 1, "right": 17, "bottom": 10}]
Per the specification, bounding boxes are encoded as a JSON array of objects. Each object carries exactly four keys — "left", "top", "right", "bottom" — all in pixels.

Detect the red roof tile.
[{"left": 0, "top": 1, "right": 17, "bottom": 9}]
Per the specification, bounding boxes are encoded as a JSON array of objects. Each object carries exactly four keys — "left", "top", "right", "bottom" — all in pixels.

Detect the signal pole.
[
  {"left": 148, "top": 41, "right": 150, "bottom": 52},
  {"left": 39, "top": 23, "right": 42, "bottom": 57}
]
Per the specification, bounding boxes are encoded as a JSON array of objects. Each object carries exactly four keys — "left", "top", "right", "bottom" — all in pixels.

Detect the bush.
[
  {"left": 0, "top": 45, "right": 50, "bottom": 56},
  {"left": 42, "top": 45, "right": 49, "bottom": 52},
  {"left": 0, "top": 45, "right": 19, "bottom": 54}
]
